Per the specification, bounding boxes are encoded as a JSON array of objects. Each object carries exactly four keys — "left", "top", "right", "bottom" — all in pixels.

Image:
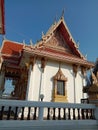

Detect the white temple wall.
[
  {"left": 44, "top": 60, "right": 59, "bottom": 102},
  {"left": 27, "top": 59, "right": 85, "bottom": 103}
]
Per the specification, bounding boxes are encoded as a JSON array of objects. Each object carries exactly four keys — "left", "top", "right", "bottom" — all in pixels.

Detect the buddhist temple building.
[{"left": 0, "top": 16, "right": 94, "bottom": 103}]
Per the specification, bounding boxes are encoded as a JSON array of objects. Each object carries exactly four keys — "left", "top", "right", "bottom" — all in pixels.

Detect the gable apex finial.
[{"left": 61, "top": 9, "right": 65, "bottom": 19}]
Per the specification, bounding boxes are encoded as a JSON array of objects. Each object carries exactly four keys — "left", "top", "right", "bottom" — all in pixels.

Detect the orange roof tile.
[{"left": 1, "top": 40, "right": 23, "bottom": 56}]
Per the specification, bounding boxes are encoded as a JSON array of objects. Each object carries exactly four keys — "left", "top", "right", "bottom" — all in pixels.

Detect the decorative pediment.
[
  {"left": 45, "top": 30, "right": 72, "bottom": 53},
  {"left": 39, "top": 18, "right": 84, "bottom": 58},
  {"left": 53, "top": 68, "right": 67, "bottom": 81}
]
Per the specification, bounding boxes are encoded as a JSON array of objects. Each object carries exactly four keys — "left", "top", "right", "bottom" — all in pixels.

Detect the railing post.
[
  {"left": 94, "top": 106, "right": 98, "bottom": 120},
  {"left": 38, "top": 106, "right": 44, "bottom": 120}
]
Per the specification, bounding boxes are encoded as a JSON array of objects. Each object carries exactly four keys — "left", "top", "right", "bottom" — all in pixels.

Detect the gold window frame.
[{"left": 52, "top": 68, "right": 68, "bottom": 102}]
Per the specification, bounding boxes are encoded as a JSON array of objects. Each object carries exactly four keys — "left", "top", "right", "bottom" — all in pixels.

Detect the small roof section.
[
  {"left": 1, "top": 40, "right": 23, "bottom": 56},
  {"left": 0, "top": 40, "right": 24, "bottom": 65}
]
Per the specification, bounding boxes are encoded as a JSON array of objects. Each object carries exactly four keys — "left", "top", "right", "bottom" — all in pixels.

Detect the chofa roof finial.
[
  {"left": 30, "top": 39, "right": 33, "bottom": 46},
  {"left": 42, "top": 31, "right": 44, "bottom": 37},
  {"left": 23, "top": 40, "right": 25, "bottom": 45},
  {"left": 2, "top": 35, "right": 6, "bottom": 40},
  {"left": 54, "top": 14, "right": 57, "bottom": 25}
]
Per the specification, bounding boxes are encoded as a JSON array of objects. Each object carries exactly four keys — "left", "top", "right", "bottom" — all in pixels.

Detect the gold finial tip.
[{"left": 61, "top": 9, "right": 65, "bottom": 19}]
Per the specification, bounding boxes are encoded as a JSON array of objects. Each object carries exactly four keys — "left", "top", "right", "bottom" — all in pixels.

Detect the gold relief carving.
[
  {"left": 91, "top": 72, "right": 98, "bottom": 86},
  {"left": 73, "top": 64, "right": 78, "bottom": 77},
  {"left": 13, "top": 66, "right": 28, "bottom": 100},
  {"left": 25, "top": 62, "right": 30, "bottom": 69},
  {"left": 46, "top": 31, "right": 70, "bottom": 51},
  {"left": 21, "top": 67, "right": 28, "bottom": 81},
  {"left": 53, "top": 68, "right": 67, "bottom": 81},
  {"left": 83, "top": 71, "right": 98, "bottom": 103},
  {"left": 25, "top": 56, "right": 36, "bottom": 70}
]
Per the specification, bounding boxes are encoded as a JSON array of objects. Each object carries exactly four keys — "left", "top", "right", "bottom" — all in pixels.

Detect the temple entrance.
[{"left": 0, "top": 66, "right": 28, "bottom": 100}]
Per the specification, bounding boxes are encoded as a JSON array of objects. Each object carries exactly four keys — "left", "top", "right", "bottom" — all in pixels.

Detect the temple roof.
[
  {"left": 0, "top": 40, "right": 23, "bottom": 65},
  {"left": 1, "top": 40, "right": 23, "bottom": 55},
  {"left": 0, "top": 17, "right": 94, "bottom": 68},
  {"left": 35, "top": 17, "right": 84, "bottom": 59}
]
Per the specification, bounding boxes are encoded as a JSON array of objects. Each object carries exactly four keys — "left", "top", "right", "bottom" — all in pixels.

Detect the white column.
[
  {"left": 82, "top": 75, "right": 84, "bottom": 99},
  {"left": 26, "top": 65, "right": 34, "bottom": 101},
  {"left": 73, "top": 73, "right": 76, "bottom": 103}
]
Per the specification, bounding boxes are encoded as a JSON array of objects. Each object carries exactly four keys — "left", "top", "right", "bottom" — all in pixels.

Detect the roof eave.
[{"left": 23, "top": 48, "right": 94, "bottom": 68}]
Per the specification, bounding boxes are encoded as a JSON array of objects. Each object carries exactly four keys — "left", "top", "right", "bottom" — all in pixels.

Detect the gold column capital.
[
  {"left": 81, "top": 66, "right": 87, "bottom": 77},
  {"left": 41, "top": 57, "right": 47, "bottom": 72},
  {"left": 73, "top": 64, "right": 78, "bottom": 77}
]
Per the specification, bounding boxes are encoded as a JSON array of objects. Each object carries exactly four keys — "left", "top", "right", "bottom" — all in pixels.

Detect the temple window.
[
  {"left": 57, "top": 80, "right": 65, "bottom": 95},
  {"left": 52, "top": 68, "right": 68, "bottom": 102}
]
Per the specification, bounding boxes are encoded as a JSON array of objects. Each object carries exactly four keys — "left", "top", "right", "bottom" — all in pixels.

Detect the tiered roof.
[{"left": 0, "top": 17, "right": 94, "bottom": 68}]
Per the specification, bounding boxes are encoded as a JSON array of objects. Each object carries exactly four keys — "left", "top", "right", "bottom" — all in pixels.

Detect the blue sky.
[{"left": 0, "top": 0, "right": 98, "bottom": 62}]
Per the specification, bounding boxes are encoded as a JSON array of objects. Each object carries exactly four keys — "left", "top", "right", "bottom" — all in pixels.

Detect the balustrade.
[{"left": 0, "top": 100, "right": 95, "bottom": 121}]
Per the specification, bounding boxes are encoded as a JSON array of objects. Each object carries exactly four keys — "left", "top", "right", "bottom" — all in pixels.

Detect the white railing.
[{"left": 0, "top": 99, "right": 96, "bottom": 120}]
